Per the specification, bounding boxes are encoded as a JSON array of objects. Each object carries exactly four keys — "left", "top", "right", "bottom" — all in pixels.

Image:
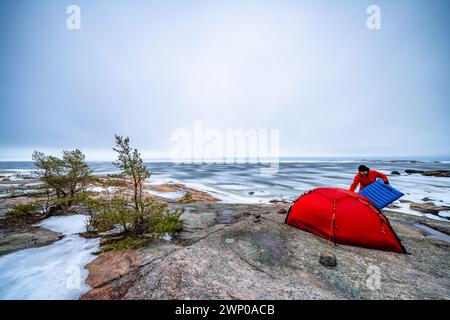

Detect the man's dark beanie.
[{"left": 358, "top": 165, "right": 370, "bottom": 172}]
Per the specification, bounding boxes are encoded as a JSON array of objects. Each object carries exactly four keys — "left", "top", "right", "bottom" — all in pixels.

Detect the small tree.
[
  {"left": 32, "top": 149, "right": 92, "bottom": 212},
  {"left": 113, "top": 135, "right": 151, "bottom": 213},
  {"left": 86, "top": 135, "right": 183, "bottom": 249}
]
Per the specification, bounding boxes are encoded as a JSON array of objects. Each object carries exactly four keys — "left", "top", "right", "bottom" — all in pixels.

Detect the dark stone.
[
  {"left": 405, "top": 169, "right": 424, "bottom": 174},
  {"left": 319, "top": 252, "right": 337, "bottom": 267},
  {"left": 391, "top": 171, "right": 400, "bottom": 175},
  {"left": 277, "top": 208, "right": 287, "bottom": 214},
  {"left": 248, "top": 191, "right": 255, "bottom": 196},
  {"left": 269, "top": 198, "right": 290, "bottom": 204}
]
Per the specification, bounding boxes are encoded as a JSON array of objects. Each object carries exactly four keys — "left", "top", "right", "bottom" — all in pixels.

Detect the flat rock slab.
[
  {"left": 82, "top": 203, "right": 450, "bottom": 300},
  {"left": 0, "top": 226, "right": 63, "bottom": 256},
  {"left": 84, "top": 250, "right": 141, "bottom": 289},
  {"left": 409, "top": 202, "right": 450, "bottom": 214}
]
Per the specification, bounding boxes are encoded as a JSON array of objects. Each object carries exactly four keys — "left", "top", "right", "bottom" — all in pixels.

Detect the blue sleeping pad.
[{"left": 358, "top": 179, "right": 404, "bottom": 209}]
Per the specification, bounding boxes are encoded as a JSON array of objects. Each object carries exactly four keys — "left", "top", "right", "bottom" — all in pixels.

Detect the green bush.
[
  {"left": 8, "top": 202, "right": 40, "bottom": 218},
  {"left": 86, "top": 197, "right": 184, "bottom": 249},
  {"left": 145, "top": 200, "right": 184, "bottom": 238},
  {"left": 86, "top": 197, "right": 139, "bottom": 233},
  {"left": 179, "top": 191, "right": 193, "bottom": 203},
  {"left": 102, "top": 237, "right": 148, "bottom": 251}
]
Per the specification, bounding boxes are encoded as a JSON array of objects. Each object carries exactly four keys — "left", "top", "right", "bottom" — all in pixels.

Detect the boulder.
[
  {"left": 391, "top": 171, "right": 400, "bottom": 175},
  {"left": 319, "top": 252, "right": 337, "bottom": 267},
  {"left": 269, "top": 198, "right": 290, "bottom": 204},
  {"left": 405, "top": 169, "right": 424, "bottom": 174}
]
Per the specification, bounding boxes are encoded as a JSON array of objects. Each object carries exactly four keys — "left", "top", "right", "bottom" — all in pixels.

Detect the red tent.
[{"left": 285, "top": 188, "right": 406, "bottom": 253}]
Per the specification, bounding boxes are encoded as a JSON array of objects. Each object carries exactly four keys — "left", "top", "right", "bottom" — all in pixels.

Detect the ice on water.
[{"left": 2, "top": 161, "right": 449, "bottom": 220}]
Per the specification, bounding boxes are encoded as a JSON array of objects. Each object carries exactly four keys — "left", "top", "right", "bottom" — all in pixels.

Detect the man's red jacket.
[{"left": 349, "top": 170, "right": 389, "bottom": 192}]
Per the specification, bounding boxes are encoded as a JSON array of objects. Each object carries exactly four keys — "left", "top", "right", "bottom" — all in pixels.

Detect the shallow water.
[
  {"left": 0, "top": 215, "right": 99, "bottom": 300},
  {"left": 413, "top": 224, "right": 450, "bottom": 243}
]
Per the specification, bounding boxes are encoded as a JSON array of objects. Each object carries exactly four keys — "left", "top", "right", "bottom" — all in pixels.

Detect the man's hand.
[{"left": 384, "top": 181, "right": 390, "bottom": 185}]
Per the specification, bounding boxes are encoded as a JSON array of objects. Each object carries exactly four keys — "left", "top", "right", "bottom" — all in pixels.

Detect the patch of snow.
[
  {"left": 0, "top": 214, "right": 99, "bottom": 300},
  {"left": 36, "top": 214, "right": 90, "bottom": 235},
  {"left": 438, "top": 211, "right": 450, "bottom": 218}
]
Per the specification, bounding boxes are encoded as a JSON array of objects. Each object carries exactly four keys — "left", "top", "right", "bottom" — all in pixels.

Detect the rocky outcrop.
[
  {"left": 405, "top": 169, "right": 450, "bottom": 177},
  {"left": 81, "top": 203, "right": 450, "bottom": 300},
  {"left": 150, "top": 183, "right": 219, "bottom": 203},
  {"left": 0, "top": 226, "right": 63, "bottom": 256},
  {"left": 409, "top": 202, "right": 450, "bottom": 215},
  {"left": 81, "top": 242, "right": 184, "bottom": 300},
  {"left": 84, "top": 250, "right": 140, "bottom": 289},
  {"left": 2, "top": 175, "right": 448, "bottom": 300}
]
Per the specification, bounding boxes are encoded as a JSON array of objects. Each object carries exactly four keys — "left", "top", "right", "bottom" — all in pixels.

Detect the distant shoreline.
[{"left": 0, "top": 158, "right": 449, "bottom": 164}]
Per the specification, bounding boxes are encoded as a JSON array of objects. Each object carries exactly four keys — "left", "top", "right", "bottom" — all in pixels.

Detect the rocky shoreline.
[
  {"left": 404, "top": 169, "right": 450, "bottom": 177},
  {"left": 1, "top": 176, "right": 449, "bottom": 300}
]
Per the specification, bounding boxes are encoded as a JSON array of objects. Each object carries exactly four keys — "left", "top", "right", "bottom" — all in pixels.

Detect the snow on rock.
[{"left": 0, "top": 215, "right": 100, "bottom": 300}]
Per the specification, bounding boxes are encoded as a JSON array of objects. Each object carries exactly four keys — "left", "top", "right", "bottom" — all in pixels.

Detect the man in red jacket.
[{"left": 349, "top": 165, "right": 389, "bottom": 192}]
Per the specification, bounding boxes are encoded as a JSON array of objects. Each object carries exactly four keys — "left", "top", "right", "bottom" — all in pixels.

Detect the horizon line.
[{"left": 1, "top": 156, "right": 449, "bottom": 162}]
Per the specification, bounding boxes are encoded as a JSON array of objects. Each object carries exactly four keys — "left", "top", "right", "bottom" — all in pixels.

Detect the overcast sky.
[{"left": 0, "top": 0, "right": 449, "bottom": 160}]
